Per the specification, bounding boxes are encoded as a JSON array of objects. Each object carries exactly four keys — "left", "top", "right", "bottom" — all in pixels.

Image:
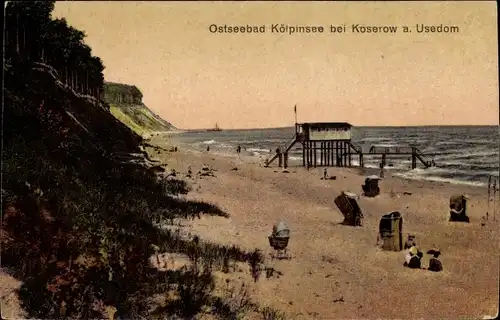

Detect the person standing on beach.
[
  {"left": 207, "top": 145, "right": 210, "bottom": 152},
  {"left": 379, "top": 162, "right": 385, "bottom": 178},
  {"left": 236, "top": 145, "right": 241, "bottom": 154}
]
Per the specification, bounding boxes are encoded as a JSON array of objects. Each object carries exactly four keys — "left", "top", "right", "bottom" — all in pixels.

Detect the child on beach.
[
  {"left": 404, "top": 234, "right": 416, "bottom": 249},
  {"left": 426, "top": 248, "right": 443, "bottom": 272},
  {"left": 404, "top": 246, "right": 423, "bottom": 269}
]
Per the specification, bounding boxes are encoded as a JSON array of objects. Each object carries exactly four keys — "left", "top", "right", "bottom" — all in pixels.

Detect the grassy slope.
[
  {"left": 109, "top": 103, "right": 176, "bottom": 137},
  {"left": 109, "top": 103, "right": 149, "bottom": 136},
  {"left": 3, "top": 61, "right": 276, "bottom": 319},
  {"left": 105, "top": 82, "right": 176, "bottom": 136}
]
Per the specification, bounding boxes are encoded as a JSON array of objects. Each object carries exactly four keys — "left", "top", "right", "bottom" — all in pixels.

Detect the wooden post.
[
  {"left": 348, "top": 142, "right": 352, "bottom": 167},
  {"left": 308, "top": 141, "right": 312, "bottom": 168},
  {"left": 302, "top": 143, "right": 306, "bottom": 167},
  {"left": 340, "top": 142, "right": 344, "bottom": 167},
  {"left": 382, "top": 154, "right": 386, "bottom": 167},
  {"left": 320, "top": 142, "right": 323, "bottom": 166},
  {"left": 332, "top": 141, "right": 335, "bottom": 166},
  {"left": 278, "top": 152, "right": 283, "bottom": 168},
  {"left": 305, "top": 141, "right": 309, "bottom": 167},
  {"left": 360, "top": 153, "right": 364, "bottom": 167},
  {"left": 328, "top": 141, "right": 333, "bottom": 166},
  {"left": 313, "top": 141, "right": 317, "bottom": 167},
  {"left": 327, "top": 142, "right": 330, "bottom": 166},
  {"left": 411, "top": 148, "right": 416, "bottom": 169},
  {"left": 344, "top": 142, "right": 347, "bottom": 167},
  {"left": 309, "top": 142, "right": 312, "bottom": 168},
  {"left": 335, "top": 141, "right": 339, "bottom": 167},
  {"left": 324, "top": 142, "right": 327, "bottom": 166},
  {"left": 284, "top": 152, "right": 288, "bottom": 169}
]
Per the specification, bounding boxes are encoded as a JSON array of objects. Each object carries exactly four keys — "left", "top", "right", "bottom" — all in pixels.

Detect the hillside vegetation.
[
  {"left": 105, "top": 82, "right": 177, "bottom": 137},
  {"left": 2, "top": 2, "right": 275, "bottom": 319}
]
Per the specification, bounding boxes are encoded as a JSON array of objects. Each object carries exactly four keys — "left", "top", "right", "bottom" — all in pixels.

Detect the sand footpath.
[{"left": 150, "top": 135, "right": 499, "bottom": 319}]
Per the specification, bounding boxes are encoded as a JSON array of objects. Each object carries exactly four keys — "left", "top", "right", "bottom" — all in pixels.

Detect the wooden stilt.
[
  {"left": 320, "top": 142, "right": 324, "bottom": 166},
  {"left": 302, "top": 142, "right": 306, "bottom": 167},
  {"left": 348, "top": 142, "right": 352, "bottom": 167},
  {"left": 327, "top": 142, "right": 330, "bottom": 166},
  {"left": 411, "top": 147, "right": 416, "bottom": 169},
  {"left": 313, "top": 142, "right": 317, "bottom": 167}
]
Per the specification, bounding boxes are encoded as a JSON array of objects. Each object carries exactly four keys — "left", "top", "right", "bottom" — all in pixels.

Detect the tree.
[
  {"left": 5, "top": 2, "right": 106, "bottom": 100},
  {"left": 5, "top": 1, "right": 55, "bottom": 61}
]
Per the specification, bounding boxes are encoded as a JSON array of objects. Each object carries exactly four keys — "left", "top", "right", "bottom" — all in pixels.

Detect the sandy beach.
[{"left": 148, "top": 135, "right": 498, "bottom": 319}]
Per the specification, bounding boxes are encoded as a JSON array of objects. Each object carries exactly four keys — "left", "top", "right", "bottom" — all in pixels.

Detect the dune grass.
[{"left": 2, "top": 58, "right": 288, "bottom": 319}]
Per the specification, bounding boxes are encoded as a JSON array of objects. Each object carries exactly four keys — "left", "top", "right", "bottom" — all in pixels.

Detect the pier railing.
[
  {"left": 264, "top": 139, "right": 434, "bottom": 169},
  {"left": 264, "top": 136, "right": 297, "bottom": 166}
]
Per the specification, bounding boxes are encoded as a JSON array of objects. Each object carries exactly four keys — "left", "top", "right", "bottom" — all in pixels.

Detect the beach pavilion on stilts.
[
  {"left": 264, "top": 105, "right": 434, "bottom": 170},
  {"left": 264, "top": 105, "right": 363, "bottom": 169}
]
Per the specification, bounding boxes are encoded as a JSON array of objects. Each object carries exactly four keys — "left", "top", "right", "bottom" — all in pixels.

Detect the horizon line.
[{"left": 179, "top": 124, "right": 499, "bottom": 131}]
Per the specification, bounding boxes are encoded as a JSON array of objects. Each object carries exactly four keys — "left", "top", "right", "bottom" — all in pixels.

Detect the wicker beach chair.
[
  {"left": 449, "top": 194, "right": 469, "bottom": 222},
  {"left": 334, "top": 191, "right": 363, "bottom": 226},
  {"left": 378, "top": 212, "right": 403, "bottom": 251},
  {"left": 362, "top": 175, "right": 381, "bottom": 197}
]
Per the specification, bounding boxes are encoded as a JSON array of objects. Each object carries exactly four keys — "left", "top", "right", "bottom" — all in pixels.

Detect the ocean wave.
[
  {"left": 435, "top": 141, "right": 463, "bottom": 146},
  {"left": 246, "top": 147, "right": 271, "bottom": 153},
  {"left": 435, "top": 150, "right": 498, "bottom": 161},
  {"left": 392, "top": 172, "right": 487, "bottom": 187},
  {"left": 439, "top": 161, "right": 499, "bottom": 170},
  {"left": 202, "top": 139, "right": 217, "bottom": 145}
]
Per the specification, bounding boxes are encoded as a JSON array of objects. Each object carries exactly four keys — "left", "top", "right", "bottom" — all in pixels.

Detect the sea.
[{"left": 172, "top": 126, "right": 499, "bottom": 187}]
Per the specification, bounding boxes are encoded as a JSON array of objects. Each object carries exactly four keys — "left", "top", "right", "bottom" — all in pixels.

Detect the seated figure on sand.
[
  {"left": 404, "top": 246, "right": 423, "bottom": 269},
  {"left": 404, "top": 234, "right": 416, "bottom": 249},
  {"left": 426, "top": 248, "right": 443, "bottom": 272}
]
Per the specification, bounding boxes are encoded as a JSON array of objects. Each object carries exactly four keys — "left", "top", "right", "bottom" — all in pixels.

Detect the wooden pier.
[{"left": 264, "top": 122, "right": 433, "bottom": 169}]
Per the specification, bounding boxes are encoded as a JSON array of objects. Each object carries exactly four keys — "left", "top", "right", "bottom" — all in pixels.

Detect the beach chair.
[
  {"left": 449, "top": 194, "right": 470, "bottom": 222},
  {"left": 269, "top": 220, "right": 291, "bottom": 259},
  {"left": 362, "top": 175, "right": 381, "bottom": 197},
  {"left": 378, "top": 212, "right": 403, "bottom": 251},
  {"left": 334, "top": 191, "right": 363, "bottom": 226}
]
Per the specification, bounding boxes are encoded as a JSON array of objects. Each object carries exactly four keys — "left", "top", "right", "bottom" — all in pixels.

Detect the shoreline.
[
  {"left": 156, "top": 135, "right": 491, "bottom": 191},
  {"left": 147, "top": 134, "right": 498, "bottom": 319}
]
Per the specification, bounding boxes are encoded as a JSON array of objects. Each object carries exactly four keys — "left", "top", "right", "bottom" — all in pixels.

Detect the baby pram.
[{"left": 268, "top": 220, "right": 291, "bottom": 259}]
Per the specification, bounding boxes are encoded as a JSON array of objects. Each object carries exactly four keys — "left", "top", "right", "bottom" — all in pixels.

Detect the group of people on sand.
[
  {"left": 206, "top": 145, "right": 244, "bottom": 153},
  {"left": 403, "top": 235, "right": 443, "bottom": 272}
]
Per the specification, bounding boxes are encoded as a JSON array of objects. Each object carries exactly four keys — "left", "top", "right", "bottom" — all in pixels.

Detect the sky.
[{"left": 53, "top": 1, "right": 498, "bottom": 129}]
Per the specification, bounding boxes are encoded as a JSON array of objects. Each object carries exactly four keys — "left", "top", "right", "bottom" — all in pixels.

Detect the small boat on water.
[{"left": 207, "top": 123, "right": 222, "bottom": 132}]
